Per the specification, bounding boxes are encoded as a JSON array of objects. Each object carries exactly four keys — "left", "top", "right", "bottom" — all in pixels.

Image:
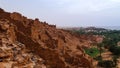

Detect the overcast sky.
[{"left": 0, "top": 0, "right": 120, "bottom": 27}]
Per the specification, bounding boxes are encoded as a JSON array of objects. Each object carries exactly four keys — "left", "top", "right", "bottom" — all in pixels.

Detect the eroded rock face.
[
  {"left": 0, "top": 8, "right": 94, "bottom": 68},
  {"left": 0, "top": 19, "right": 46, "bottom": 68}
]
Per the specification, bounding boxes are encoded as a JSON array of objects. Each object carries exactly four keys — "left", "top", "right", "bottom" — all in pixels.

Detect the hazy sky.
[{"left": 0, "top": 0, "right": 120, "bottom": 27}]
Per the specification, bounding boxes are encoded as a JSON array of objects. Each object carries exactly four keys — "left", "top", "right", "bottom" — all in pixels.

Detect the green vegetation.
[
  {"left": 85, "top": 48, "right": 100, "bottom": 58},
  {"left": 109, "top": 46, "right": 120, "bottom": 56},
  {"left": 71, "top": 29, "right": 120, "bottom": 67},
  {"left": 98, "top": 60, "right": 116, "bottom": 67},
  {"left": 73, "top": 29, "right": 120, "bottom": 56}
]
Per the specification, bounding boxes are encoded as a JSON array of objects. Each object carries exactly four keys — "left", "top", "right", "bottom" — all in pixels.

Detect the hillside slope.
[{"left": 0, "top": 8, "right": 93, "bottom": 68}]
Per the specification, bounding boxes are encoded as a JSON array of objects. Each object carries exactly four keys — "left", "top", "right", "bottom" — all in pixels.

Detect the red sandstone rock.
[{"left": 0, "top": 8, "right": 94, "bottom": 68}]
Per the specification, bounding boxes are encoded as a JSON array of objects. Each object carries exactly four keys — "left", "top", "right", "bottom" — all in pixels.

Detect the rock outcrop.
[
  {"left": 0, "top": 8, "right": 94, "bottom": 68},
  {"left": 0, "top": 19, "right": 46, "bottom": 68}
]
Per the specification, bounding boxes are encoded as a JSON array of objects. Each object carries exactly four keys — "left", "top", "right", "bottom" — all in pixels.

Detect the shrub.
[
  {"left": 98, "top": 60, "right": 116, "bottom": 67},
  {"left": 85, "top": 48, "right": 100, "bottom": 58},
  {"left": 109, "top": 46, "right": 120, "bottom": 56}
]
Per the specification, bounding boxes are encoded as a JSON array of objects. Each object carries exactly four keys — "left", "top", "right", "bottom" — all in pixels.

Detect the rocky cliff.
[{"left": 0, "top": 8, "right": 93, "bottom": 68}]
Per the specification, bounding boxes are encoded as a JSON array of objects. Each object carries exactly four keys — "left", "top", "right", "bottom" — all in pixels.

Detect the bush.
[
  {"left": 109, "top": 46, "right": 120, "bottom": 56},
  {"left": 98, "top": 60, "right": 116, "bottom": 67},
  {"left": 85, "top": 48, "right": 100, "bottom": 58}
]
